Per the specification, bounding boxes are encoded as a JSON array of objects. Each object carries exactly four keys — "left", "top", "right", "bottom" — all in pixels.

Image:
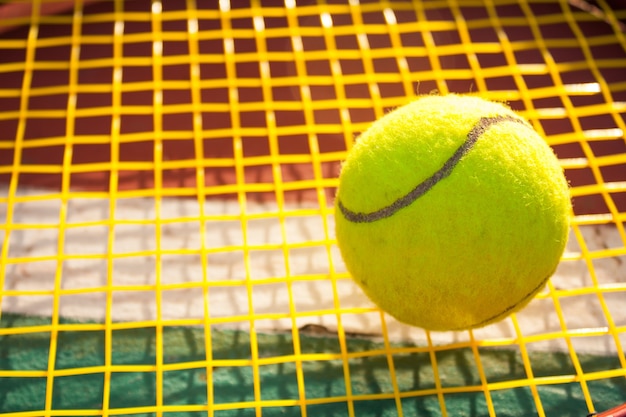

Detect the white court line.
[{"left": 1, "top": 185, "right": 624, "bottom": 354}]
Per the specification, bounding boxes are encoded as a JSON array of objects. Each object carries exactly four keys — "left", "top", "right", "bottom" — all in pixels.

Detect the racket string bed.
[{"left": 0, "top": 1, "right": 625, "bottom": 417}]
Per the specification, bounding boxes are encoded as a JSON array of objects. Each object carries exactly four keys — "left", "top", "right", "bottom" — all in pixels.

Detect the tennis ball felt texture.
[{"left": 335, "top": 95, "right": 571, "bottom": 331}]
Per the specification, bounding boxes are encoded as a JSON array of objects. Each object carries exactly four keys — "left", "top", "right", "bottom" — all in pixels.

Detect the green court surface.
[{"left": 1, "top": 314, "right": 624, "bottom": 416}]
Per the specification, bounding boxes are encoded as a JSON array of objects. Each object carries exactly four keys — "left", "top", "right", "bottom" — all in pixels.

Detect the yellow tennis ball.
[{"left": 335, "top": 94, "right": 570, "bottom": 331}]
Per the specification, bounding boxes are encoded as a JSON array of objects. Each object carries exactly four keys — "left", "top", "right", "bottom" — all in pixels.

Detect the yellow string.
[{"left": 0, "top": 1, "right": 625, "bottom": 416}]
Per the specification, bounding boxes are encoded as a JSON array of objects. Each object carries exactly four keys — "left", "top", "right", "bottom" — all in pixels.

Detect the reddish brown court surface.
[{"left": 0, "top": 0, "right": 625, "bottom": 216}]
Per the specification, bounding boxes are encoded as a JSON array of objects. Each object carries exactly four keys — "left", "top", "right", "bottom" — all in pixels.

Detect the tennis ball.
[{"left": 335, "top": 94, "right": 570, "bottom": 331}]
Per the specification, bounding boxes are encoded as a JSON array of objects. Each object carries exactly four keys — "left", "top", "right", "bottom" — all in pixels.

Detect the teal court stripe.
[{"left": 1, "top": 313, "right": 624, "bottom": 417}]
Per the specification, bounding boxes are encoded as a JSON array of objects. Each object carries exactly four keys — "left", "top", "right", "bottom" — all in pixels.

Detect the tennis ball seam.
[
  {"left": 451, "top": 272, "right": 552, "bottom": 331},
  {"left": 337, "top": 114, "right": 529, "bottom": 223}
]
